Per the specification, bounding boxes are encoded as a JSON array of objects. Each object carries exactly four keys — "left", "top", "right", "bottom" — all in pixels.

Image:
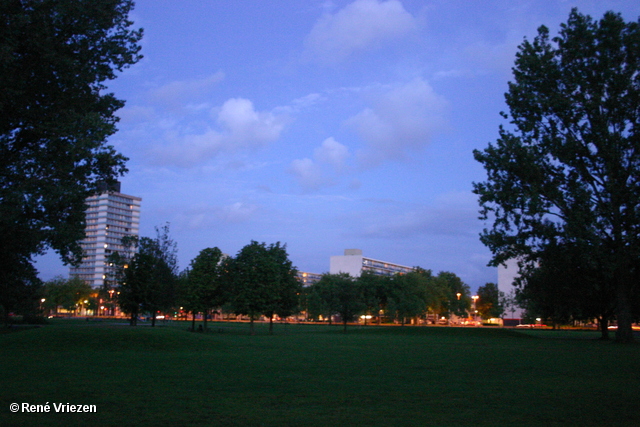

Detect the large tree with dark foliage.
[
  {"left": 116, "top": 224, "right": 178, "bottom": 326},
  {"left": 515, "top": 241, "right": 616, "bottom": 338},
  {"left": 476, "top": 283, "right": 504, "bottom": 321},
  {"left": 185, "top": 247, "right": 226, "bottom": 331},
  {"left": 435, "top": 271, "right": 471, "bottom": 320},
  {"left": 311, "top": 273, "right": 365, "bottom": 332},
  {"left": 473, "top": 9, "right": 640, "bottom": 342},
  {"left": 0, "top": 0, "right": 142, "bottom": 316},
  {"left": 386, "top": 272, "right": 429, "bottom": 326},
  {"left": 223, "top": 241, "right": 300, "bottom": 335}
]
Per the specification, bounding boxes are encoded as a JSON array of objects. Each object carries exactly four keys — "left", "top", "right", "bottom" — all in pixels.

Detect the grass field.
[{"left": 1, "top": 320, "right": 639, "bottom": 426}]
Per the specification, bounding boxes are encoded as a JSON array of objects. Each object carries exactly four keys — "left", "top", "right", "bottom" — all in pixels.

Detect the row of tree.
[
  {"left": 306, "top": 271, "right": 502, "bottom": 331},
  {"left": 100, "top": 225, "right": 503, "bottom": 334},
  {"left": 106, "top": 227, "right": 300, "bottom": 334}
]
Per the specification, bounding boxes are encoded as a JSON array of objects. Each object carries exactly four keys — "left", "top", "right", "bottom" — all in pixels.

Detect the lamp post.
[
  {"left": 108, "top": 289, "right": 115, "bottom": 316},
  {"left": 472, "top": 295, "right": 479, "bottom": 324}
]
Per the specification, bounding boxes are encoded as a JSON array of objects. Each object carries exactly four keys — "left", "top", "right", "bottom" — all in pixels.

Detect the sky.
[{"left": 35, "top": 0, "right": 640, "bottom": 292}]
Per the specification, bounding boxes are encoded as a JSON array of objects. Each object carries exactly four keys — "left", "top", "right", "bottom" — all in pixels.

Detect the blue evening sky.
[{"left": 36, "top": 0, "right": 640, "bottom": 291}]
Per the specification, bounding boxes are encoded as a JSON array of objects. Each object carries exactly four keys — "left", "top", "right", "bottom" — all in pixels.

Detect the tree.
[
  {"left": 116, "top": 224, "right": 178, "bottom": 326},
  {"left": 42, "top": 276, "right": 93, "bottom": 315},
  {"left": 306, "top": 279, "right": 335, "bottom": 323},
  {"left": 176, "top": 268, "right": 199, "bottom": 330},
  {"left": 386, "top": 272, "right": 429, "bottom": 326},
  {"left": 187, "top": 247, "right": 226, "bottom": 331},
  {"left": 357, "top": 271, "right": 391, "bottom": 325},
  {"left": 1, "top": 266, "right": 42, "bottom": 326},
  {"left": 223, "top": 241, "right": 300, "bottom": 335},
  {"left": 476, "top": 283, "right": 504, "bottom": 320},
  {"left": 435, "top": 271, "right": 471, "bottom": 321},
  {"left": 262, "top": 243, "right": 301, "bottom": 330},
  {"left": 515, "top": 242, "right": 615, "bottom": 336},
  {"left": 473, "top": 9, "right": 640, "bottom": 342},
  {"left": 0, "top": 0, "right": 143, "bottom": 313},
  {"left": 311, "top": 273, "right": 364, "bottom": 332},
  {"left": 422, "top": 269, "right": 447, "bottom": 324}
]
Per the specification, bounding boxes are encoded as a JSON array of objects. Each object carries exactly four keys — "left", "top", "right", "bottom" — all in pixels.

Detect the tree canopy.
[
  {"left": 116, "top": 224, "right": 178, "bottom": 326},
  {"left": 42, "top": 276, "right": 93, "bottom": 314},
  {"left": 473, "top": 9, "right": 640, "bottom": 342},
  {"left": 182, "top": 247, "right": 226, "bottom": 331},
  {"left": 387, "top": 272, "right": 430, "bottom": 326},
  {"left": 0, "top": 0, "right": 142, "bottom": 314},
  {"left": 476, "top": 283, "right": 504, "bottom": 320},
  {"left": 223, "top": 241, "right": 300, "bottom": 334}
]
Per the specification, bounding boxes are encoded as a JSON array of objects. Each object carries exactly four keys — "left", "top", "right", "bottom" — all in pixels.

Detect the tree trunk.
[
  {"left": 249, "top": 315, "right": 255, "bottom": 335},
  {"left": 598, "top": 315, "right": 610, "bottom": 340},
  {"left": 130, "top": 311, "right": 137, "bottom": 326},
  {"left": 615, "top": 281, "right": 634, "bottom": 343},
  {"left": 151, "top": 312, "right": 156, "bottom": 327},
  {"left": 269, "top": 314, "right": 274, "bottom": 335},
  {"left": 191, "top": 311, "right": 196, "bottom": 331},
  {"left": 343, "top": 318, "right": 347, "bottom": 332},
  {"left": 203, "top": 308, "right": 207, "bottom": 332}
]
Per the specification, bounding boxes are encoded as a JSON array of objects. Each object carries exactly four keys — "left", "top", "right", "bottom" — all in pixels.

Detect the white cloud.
[
  {"left": 347, "top": 78, "right": 449, "bottom": 167},
  {"left": 289, "top": 158, "right": 326, "bottom": 192},
  {"left": 314, "top": 137, "right": 349, "bottom": 170},
  {"left": 175, "top": 201, "right": 259, "bottom": 230},
  {"left": 216, "top": 98, "right": 286, "bottom": 146},
  {"left": 220, "top": 202, "right": 259, "bottom": 223},
  {"left": 150, "top": 72, "right": 225, "bottom": 108},
  {"left": 290, "top": 137, "right": 351, "bottom": 191},
  {"left": 150, "top": 98, "right": 288, "bottom": 167},
  {"left": 304, "top": 0, "right": 417, "bottom": 63}
]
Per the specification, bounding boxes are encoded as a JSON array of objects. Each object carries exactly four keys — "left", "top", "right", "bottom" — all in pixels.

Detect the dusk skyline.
[{"left": 35, "top": 0, "right": 640, "bottom": 291}]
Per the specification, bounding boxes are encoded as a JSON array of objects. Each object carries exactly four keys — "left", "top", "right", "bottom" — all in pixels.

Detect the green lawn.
[{"left": 1, "top": 320, "right": 638, "bottom": 426}]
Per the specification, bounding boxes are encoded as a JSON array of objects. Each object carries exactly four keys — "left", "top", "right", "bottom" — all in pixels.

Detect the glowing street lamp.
[{"left": 472, "top": 296, "right": 479, "bottom": 323}]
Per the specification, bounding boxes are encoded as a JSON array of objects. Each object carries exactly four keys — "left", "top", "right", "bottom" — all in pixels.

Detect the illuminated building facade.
[
  {"left": 329, "top": 249, "right": 414, "bottom": 277},
  {"left": 69, "top": 182, "right": 141, "bottom": 288},
  {"left": 297, "top": 271, "right": 322, "bottom": 287}
]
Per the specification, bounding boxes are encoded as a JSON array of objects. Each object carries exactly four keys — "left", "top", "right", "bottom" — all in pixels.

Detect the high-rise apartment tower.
[{"left": 69, "top": 182, "right": 141, "bottom": 288}]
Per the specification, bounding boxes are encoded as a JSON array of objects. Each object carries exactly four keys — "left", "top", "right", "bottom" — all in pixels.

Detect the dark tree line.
[
  {"left": 111, "top": 233, "right": 301, "bottom": 335},
  {"left": 106, "top": 225, "right": 485, "bottom": 335},
  {"left": 112, "top": 224, "right": 178, "bottom": 326},
  {"left": 305, "top": 270, "right": 478, "bottom": 331}
]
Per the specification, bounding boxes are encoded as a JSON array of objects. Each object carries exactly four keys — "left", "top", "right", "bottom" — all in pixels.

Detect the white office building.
[
  {"left": 330, "top": 249, "right": 414, "bottom": 277},
  {"left": 69, "top": 182, "right": 141, "bottom": 288}
]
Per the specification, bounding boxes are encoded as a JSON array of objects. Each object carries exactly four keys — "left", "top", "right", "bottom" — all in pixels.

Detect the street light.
[
  {"left": 108, "top": 289, "right": 116, "bottom": 316},
  {"left": 472, "top": 296, "right": 479, "bottom": 324}
]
